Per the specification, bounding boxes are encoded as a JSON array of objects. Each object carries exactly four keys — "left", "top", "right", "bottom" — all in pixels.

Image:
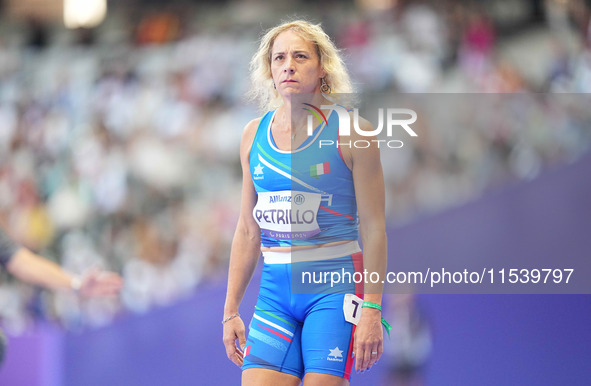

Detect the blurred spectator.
[
  {"left": 26, "top": 17, "right": 50, "bottom": 49},
  {"left": 459, "top": 9, "right": 496, "bottom": 86},
  {"left": 382, "top": 294, "right": 432, "bottom": 386},
  {"left": 135, "top": 11, "right": 182, "bottom": 45}
]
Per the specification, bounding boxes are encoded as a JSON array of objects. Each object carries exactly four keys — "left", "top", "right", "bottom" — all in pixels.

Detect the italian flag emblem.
[{"left": 310, "top": 162, "right": 330, "bottom": 178}]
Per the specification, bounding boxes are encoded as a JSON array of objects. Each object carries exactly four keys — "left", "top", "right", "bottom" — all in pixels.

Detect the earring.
[
  {"left": 320, "top": 77, "right": 331, "bottom": 94},
  {"left": 273, "top": 80, "right": 276, "bottom": 89}
]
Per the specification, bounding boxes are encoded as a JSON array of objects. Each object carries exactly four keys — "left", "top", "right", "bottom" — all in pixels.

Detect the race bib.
[
  {"left": 253, "top": 190, "right": 321, "bottom": 240},
  {"left": 343, "top": 294, "right": 363, "bottom": 325}
]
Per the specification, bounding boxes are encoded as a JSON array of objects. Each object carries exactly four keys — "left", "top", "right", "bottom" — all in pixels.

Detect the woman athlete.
[{"left": 223, "top": 20, "right": 387, "bottom": 386}]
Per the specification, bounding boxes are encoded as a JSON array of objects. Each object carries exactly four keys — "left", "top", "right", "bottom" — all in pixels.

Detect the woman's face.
[{"left": 270, "top": 30, "right": 325, "bottom": 98}]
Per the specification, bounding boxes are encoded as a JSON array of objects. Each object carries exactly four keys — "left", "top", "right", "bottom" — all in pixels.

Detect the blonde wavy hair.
[{"left": 247, "top": 20, "right": 353, "bottom": 112}]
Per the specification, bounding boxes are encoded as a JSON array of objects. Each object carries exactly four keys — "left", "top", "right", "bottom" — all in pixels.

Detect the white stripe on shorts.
[{"left": 262, "top": 241, "right": 361, "bottom": 264}]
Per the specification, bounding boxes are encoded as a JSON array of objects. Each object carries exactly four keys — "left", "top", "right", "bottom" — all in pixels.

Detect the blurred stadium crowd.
[{"left": 0, "top": 0, "right": 590, "bottom": 331}]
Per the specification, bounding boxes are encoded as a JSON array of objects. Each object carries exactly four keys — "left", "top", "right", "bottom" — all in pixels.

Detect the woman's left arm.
[{"left": 346, "top": 117, "right": 388, "bottom": 373}]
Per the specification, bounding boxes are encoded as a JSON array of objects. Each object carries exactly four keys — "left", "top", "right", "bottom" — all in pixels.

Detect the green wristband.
[
  {"left": 362, "top": 301, "right": 392, "bottom": 339},
  {"left": 362, "top": 301, "right": 382, "bottom": 311}
]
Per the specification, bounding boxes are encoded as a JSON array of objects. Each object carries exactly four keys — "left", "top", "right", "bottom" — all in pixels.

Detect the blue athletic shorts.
[{"left": 242, "top": 249, "right": 363, "bottom": 380}]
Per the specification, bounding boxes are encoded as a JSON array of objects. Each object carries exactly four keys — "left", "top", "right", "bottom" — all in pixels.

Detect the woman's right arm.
[{"left": 223, "top": 118, "right": 262, "bottom": 367}]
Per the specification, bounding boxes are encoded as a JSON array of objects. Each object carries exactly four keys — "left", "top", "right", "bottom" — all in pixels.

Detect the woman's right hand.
[{"left": 223, "top": 316, "right": 247, "bottom": 367}]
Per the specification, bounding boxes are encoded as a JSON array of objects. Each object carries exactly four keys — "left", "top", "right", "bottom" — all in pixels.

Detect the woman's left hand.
[{"left": 353, "top": 307, "right": 383, "bottom": 372}]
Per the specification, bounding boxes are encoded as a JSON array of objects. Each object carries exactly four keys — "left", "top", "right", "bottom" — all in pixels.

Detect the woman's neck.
[{"left": 276, "top": 93, "right": 330, "bottom": 132}]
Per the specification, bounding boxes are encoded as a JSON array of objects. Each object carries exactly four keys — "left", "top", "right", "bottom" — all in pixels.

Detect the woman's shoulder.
[
  {"left": 240, "top": 112, "right": 272, "bottom": 159},
  {"left": 242, "top": 110, "right": 275, "bottom": 139},
  {"left": 243, "top": 117, "right": 262, "bottom": 134}
]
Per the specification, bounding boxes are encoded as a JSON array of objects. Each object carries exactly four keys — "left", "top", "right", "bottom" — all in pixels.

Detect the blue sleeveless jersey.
[{"left": 249, "top": 109, "right": 359, "bottom": 247}]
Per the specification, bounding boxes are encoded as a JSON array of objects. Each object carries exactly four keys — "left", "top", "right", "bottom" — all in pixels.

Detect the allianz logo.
[{"left": 269, "top": 195, "right": 291, "bottom": 203}]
